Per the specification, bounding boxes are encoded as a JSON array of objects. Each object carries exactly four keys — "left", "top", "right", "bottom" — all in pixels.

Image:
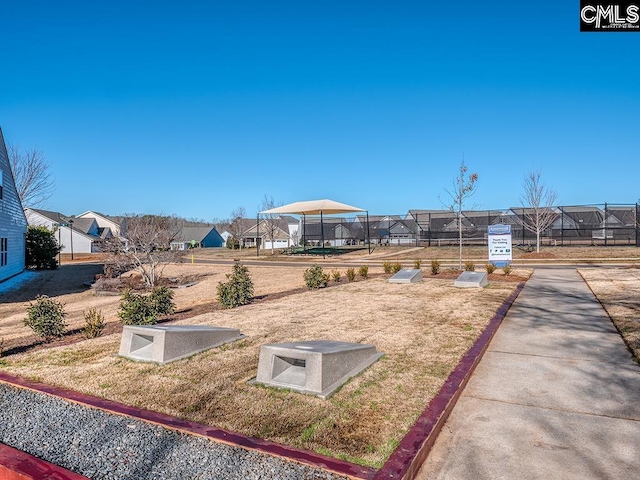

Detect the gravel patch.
[{"left": 0, "top": 383, "right": 348, "bottom": 480}]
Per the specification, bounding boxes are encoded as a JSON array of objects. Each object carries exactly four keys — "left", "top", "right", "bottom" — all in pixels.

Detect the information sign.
[{"left": 488, "top": 224, "right": 512, "bottom": 267}]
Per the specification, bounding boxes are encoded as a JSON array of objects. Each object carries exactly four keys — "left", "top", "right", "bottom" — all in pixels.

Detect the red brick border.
[
  {"left": 372, "top": 282, "right": 526, "bottom": 480},
  {"left": 0, "top": 442, "right": 90, "bottom": 480}
]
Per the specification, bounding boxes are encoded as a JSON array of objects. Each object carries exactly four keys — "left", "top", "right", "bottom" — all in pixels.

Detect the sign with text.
[
  {"left": 488, "top": 224, "right": 512, "bottom": 267},
  {"left": 580, "top": 2, "right": 640, "bottom": 31}
]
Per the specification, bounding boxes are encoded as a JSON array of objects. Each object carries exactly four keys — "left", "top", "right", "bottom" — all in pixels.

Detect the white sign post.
[{"left": 488, "top": 224, "right": 512, "bottom": 267}]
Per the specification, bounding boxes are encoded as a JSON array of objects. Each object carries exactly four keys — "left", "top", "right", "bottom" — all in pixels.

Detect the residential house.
[
  {"left": 242, "top": 218, "right": 293, "bottom": 250},
  {"left": 170, "top": 226, "right": 224, "bottom": 250},
  {"left": 76, "top": 210, "right": 124, "bottom": 241},
  {"left": 0, "top": 127, "right": 28, "bottom": 282},
  {"left": 299, "top": 217, "right": 356, "bottom": 247},
  {"left": 605, "top": 205, "right": 639, "bottom": 244},
  {"left": 24, "top": 208, "right": 102, "bottom": 254}
]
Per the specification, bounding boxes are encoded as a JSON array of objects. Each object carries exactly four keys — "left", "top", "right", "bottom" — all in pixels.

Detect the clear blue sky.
[{"left": 2, "top": 1, "right": 638, "bottom": 220}]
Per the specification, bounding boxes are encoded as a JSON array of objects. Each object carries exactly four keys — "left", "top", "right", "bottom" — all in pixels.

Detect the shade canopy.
[{"left": 260, "top": 199, "right": 365, "bottom": 216}]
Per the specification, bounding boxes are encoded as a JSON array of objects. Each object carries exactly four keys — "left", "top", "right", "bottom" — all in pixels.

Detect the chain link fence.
[{"left": 297, "top": 204, "right": 640, "bottom": 248}]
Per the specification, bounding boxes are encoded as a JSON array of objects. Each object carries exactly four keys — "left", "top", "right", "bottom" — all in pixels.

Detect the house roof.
[
  {"left": 173, "top": 226, "right": 220, "bottom": 243},
  {"left": 26, "top": 208, "right": 101, "bottom": 241},
  {"left": 27, "top": 208, "right": 72, "bottom": 224}
]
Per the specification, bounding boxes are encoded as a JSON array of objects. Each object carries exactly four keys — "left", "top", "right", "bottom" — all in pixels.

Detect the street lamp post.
[{"left": 69, "top": 219, "right": 74, "bottom": 260}]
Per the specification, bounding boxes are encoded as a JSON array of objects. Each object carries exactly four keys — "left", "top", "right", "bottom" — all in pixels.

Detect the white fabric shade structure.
[
  {"left": 258, "top": 199, "right": 370, "bottom": 256},
  {"left": 260, "top": 199, "right": 365, "bottom": 216}
]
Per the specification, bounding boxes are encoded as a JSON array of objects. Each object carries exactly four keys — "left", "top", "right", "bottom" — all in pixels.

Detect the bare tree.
[
  {"left": 211, "top": 217, "right": 231, "bottom": 233},
  {"left": 260, "top": 195, "right": 284, "bottom": 255},
  {"left": 520, "top": 170, "right": 558, "bottom": 253},
  {"left": 443, "top": 159, "right": 479, "bottom": 269},
  {"left": 229, "top": 207, "right": 246, "bottom": 250},
  {"left": 104, "top": 214, "right": 184, "bottom": 288},
  {"left": 8, "top": 145, "right": 54, "bottom": 207}
]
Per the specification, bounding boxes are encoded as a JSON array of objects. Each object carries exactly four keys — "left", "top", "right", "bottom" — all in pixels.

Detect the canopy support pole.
[
  {"left": 366, "top": 211, "right": 371, "bottom": 254},
  {"left": 256, "top": 214, "right": 260, "bottom": 257},
  {"left": 321, "top": 211, "right": 325, "bottom": 258}
]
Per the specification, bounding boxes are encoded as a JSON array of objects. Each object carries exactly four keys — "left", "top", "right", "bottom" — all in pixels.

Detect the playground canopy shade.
[
  {"left": 260, "top": 199, "right": 365, "bottom": 215},
  {"left": 259, "top": 199, "right": 370, "bottom": 256}
]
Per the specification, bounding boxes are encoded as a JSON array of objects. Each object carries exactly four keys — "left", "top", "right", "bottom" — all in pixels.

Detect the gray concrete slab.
[
  {"left": 417, "top": 268, "right": 640, "bottom": 480},
  {"left": 488, "top": 321, "right": 634, "bottom": 363},
  {"left": 465, "top": 351, "right": 640, "bottom": 420},
  {"left": 419, "top": 397, "right": 640, "bottom": 480}
]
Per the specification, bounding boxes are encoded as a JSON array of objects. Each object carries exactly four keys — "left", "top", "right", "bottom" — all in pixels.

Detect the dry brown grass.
[
  {"left": 580, "top": 267, "right": 640, "bottom": 361},
  {"left": 0, "top": 263, "right": 526, "bottom": 467},
  {"left": 194, "top": 245, "right": 640, "bottom": 263}
]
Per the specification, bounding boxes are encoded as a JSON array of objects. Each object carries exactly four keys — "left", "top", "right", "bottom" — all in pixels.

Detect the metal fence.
[{"left": 297, "top": 203, "right": 640, "bottom": 248}]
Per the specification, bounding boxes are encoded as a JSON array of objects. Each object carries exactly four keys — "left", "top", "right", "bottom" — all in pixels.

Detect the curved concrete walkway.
[{"left": 417, "top": 268, "right": 640, "bottom": 480}]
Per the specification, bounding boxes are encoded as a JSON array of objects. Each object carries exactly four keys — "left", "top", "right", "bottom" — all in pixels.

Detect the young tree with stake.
[{"left": 443, "top": 159, "right": 479, "bottom": 270}]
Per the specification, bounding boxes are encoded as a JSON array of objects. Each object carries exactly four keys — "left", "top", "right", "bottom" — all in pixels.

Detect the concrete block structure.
[
  {"left": 388, "top": 268, "right": 423, "bottom": 283},
  {"left": 454, "top": 271, "right": 489, "bottom": 288},
  {"left": 254, "top": 340, "right": 383, "bottom": 399},
  {"left": 119, "top": 325, "right": 244, "bottom": 364}
]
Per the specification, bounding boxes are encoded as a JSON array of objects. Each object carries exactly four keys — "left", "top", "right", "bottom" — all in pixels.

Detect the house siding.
[
  {"left": 201, "top": 230, "right": 224, "bottom": 248},
  {"left": 24, "top": 209, "right": 97, "bottom": 254},
  {"left": 0, "top": 128, "right": 28, "bottom": 282}
]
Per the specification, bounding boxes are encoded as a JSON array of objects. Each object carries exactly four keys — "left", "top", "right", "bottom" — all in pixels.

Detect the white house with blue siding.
[{"left": 0, "top": 127, "right": 28, "bottom": 283}]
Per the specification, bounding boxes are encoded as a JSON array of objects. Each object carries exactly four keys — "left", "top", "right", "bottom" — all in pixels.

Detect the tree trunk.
[{"left": 458, "top": 212, "right": 463, "bottom": 270}]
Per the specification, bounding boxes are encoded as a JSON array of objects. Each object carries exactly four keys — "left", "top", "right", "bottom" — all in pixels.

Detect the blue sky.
[{"left": 1, "top": 1, "right": 638, "bottom": 220}]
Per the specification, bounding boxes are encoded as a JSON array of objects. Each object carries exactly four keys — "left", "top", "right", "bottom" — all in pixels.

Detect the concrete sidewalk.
[{"left": 417, "top": 268, "right": 640, "bottom": 480}]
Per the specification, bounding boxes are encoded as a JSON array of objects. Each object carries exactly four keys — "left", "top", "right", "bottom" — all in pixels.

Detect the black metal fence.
[{"left": 297, "top": 204, "right": 640, "bottom": 248}]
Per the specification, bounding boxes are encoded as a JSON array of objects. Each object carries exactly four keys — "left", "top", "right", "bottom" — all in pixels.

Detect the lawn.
[
  {"left": 579, "top": 267, "right": 640, "bottom": 362},
  {"left": 193, "top": 245, "right": 640, "bottom": 263},
  {"left": 0, "top": 262, "right": 526, "bottom": 467}
]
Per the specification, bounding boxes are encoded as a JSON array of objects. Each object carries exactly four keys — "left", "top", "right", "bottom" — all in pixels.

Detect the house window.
[{"left": 1, "top": 238, "right": 7, "bottom": 266}]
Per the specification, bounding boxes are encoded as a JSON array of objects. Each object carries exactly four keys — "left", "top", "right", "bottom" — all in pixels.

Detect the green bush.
[
  {"left": 358, "top": 265, "right": 369, "bottom": 279},
  {"left": 24, "top": 295, "right": 67, "bottom": 342},
  {"left": 413, "top": 259, "right": 422, "bottom": 269},
  {"left": 382, "top": 261, "right": 393, "bottom": 274},
  {"left": 149, "top": 286, "right": 176, "bottom": 316},
  {"left": 430, "top": 259, "right": 441, "bottom": 275},
  {"left": 83, "top": 308, "right": 106, "bottom": 339},
  {"left": 304, "top": 264, "right": 329, "bottom": 289},
  {"left": 25, "top": 225, "right": 60, "bottom": 270},
  {"left": 503, "top": 265, "right": 513, "bottom": 276},
  {"left": 485, "top": 263, "right": 496, "bottom": 274},
  {"left": 217, "top": 262, "right": 255, "bottom": 308},
  {"left": 118, "top": 286, "right": 176, "bottom": 324},
  {"left": 331, "top": 269, "right": 341, "bottom": 282},
  {"left": 464, "top": 261, "right": 475, "bottom": 272},
  {"left": 346, "top": 268, "right": 356, "bottom": 282},
  {"left": 391, "top": 262, "right": 403, "bottom": 274}
]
